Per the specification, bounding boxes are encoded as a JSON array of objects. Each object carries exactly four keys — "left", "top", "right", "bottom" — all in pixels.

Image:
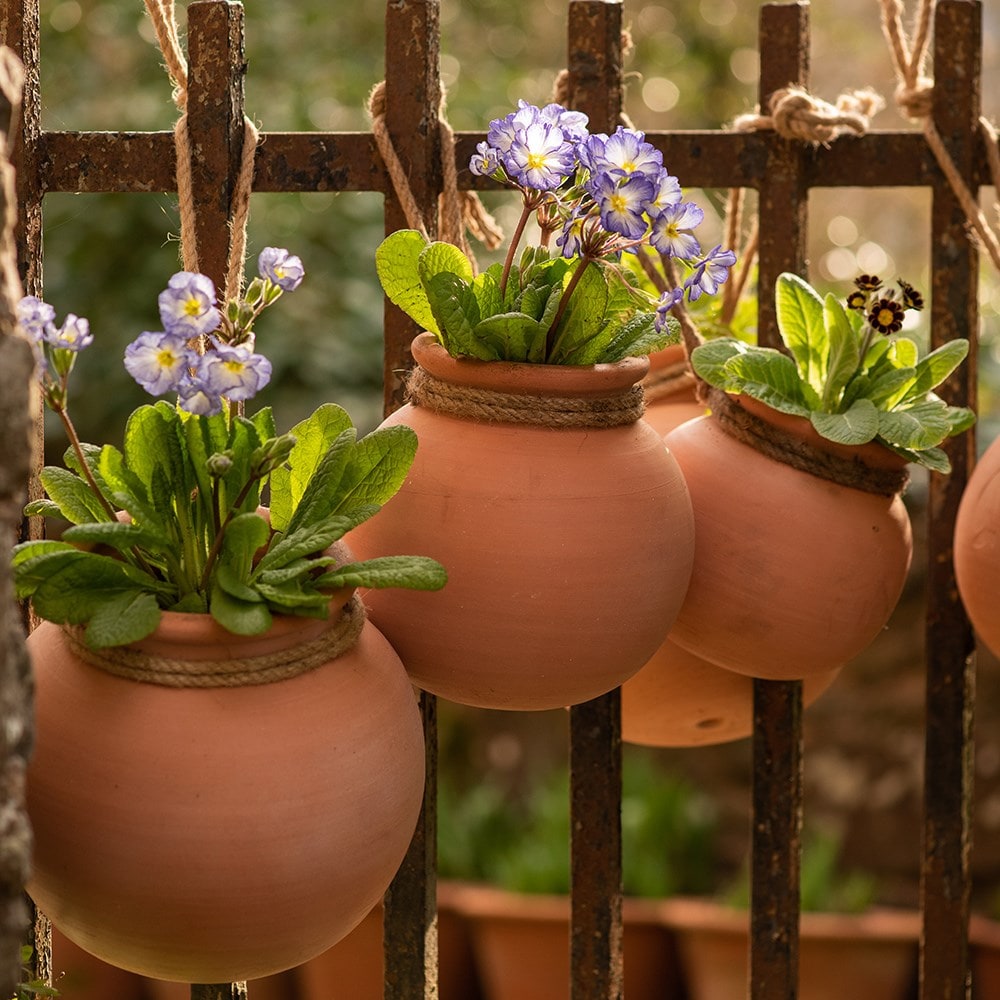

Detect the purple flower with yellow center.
[
  {"left": 580, "top": 126, "right": 662, "bottom": 180},
  {"left": 198, "top": 340, "right": 273, "bottom": 402},
  {"left": 158, "top": 271, "right": 221, "bottom": 338},
  {"left": 16, "top": 296, "right": 56, "bottom": 342},
  {"left": 124, "top": 331, "right": 195, "bottom": 396},
  {"left": 588, "top": 170, "right": 654, "bottom": 240},
  {"left": 469, "top": 140, "right": 501, "bottom": 177},
  {"left": 176, "top": 374, "right": 223, "bottom": 417},
  {"left": 504, "top": 121, "right": 576, "bottom": 191},
  {"left": 685, "top": 245, "right": 738, "bottom": 302},
  {"left": 535, "top": 102, "right": 589, "bottom": 142},
  {"left": 46, "top": 314, "right": 92, "bottom": 352},
  {"left": 258, "top": 247, "right": 305, "bottom": 292},
  {"left": 644, "top": 169, "right": 683, "bottom": 216},
  {"left": 649, "top": 201, "right": 705, "bottom": 259},
  {"left": 654, "top": 288, "right": 684, "bottom": 331}
]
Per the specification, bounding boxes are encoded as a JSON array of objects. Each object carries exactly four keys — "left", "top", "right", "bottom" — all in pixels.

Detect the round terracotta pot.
[
  {"left": 347, "top": 333, "right": 695, "bottom": 710},
  {"left": 26, "top": 601, "right": 426, "bottom": 984},
  {"left": 642, "top": 343, "right": 707, "bottom": 436},
  {"left": 955, "top": 434, "right": 1000, "bottom": 659},
  {"left": 663, "top": 396, "right": 913, "bottom": 680},
  {"left": 447, "top": 883, "right": 685, "bottom": 1000},
  {"left": 621, "top": 636, "right": 841, "bottom": 747}
]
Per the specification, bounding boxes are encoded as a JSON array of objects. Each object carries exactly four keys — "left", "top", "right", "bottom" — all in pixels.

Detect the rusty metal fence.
[{"left": 2, "top": 0, "right": 991, "bottom": 996}]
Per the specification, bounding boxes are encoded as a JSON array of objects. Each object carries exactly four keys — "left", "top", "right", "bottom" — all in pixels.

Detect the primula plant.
[
  {"left": 13, "top": 249, "right": 446, "bottom": 648},
  {"left": 376, "top": 101, "right": 736, "bottom": 365},
  {"left": 690, "top": 272, "right": 975, "bottom": 472}
]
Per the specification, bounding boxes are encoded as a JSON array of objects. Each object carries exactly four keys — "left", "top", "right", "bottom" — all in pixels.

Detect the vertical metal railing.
[{"left": 0, "top": 0, "right": 988, "bottom": 996}]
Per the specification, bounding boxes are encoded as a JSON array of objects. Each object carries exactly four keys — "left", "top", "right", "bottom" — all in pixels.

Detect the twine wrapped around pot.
[
  {"left": 62, "top": 594, "right": 365, "bottom": 688},
  {"left": 405, "top": 362, "right": 645, "bottom": 428},
  {"left": 708, "top": 389, "right": 910, "bottom": 498}
]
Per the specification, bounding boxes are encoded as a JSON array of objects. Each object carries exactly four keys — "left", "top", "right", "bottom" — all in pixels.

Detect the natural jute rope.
[
  {"left": 63, "top": 594, "right": 366, "bottom": 688},
  {"left": 879, "top": 0, "right": 1000, "bottom": 276},
  {"left": 708, "top": 389, "right": 910, "bottom": 497},
  {"left": 732, "top": 85, "right": 885, "bottom": 145},
  {"left": 367, "top": 81, "right": 502, "bottom": 269},
  {"left": 144, "top": 0, "right": 259, "bottom": 300},
  {"left": 406, "top": 364, "right": 645, "bottom": 428}
]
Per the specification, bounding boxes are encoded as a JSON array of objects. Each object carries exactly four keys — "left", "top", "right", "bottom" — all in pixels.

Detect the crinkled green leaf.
[
  {"left": 810, "top": 397, "right": 880, "bottom": 445},
  {"left": 284, "top": 428, "right": 355, "bottom": 535},
  {"left": 216, "top": 511, "right": 271, "bottom": 595},
  {"left": 38, "top": 466, "right": 112, "bottom": 525},
  {"left": 820, "top": 293, "right": 861, "bottom": 409},
  {"left": 690, "top": 338, "right": 747, "bottom": 389},
  {"left": 775, "top": 272, "right": 827, "bottom": 394},
  {"left": 425, "top": 271, "right": 493, "bottom": 359},
  {"left": 269, "top": 403, "right": 355, "bottom": 531},
  {"left": 724, "top": 348, "right": 811, "bottom": 416},
  {"left": 902, "top": 339, "right": 970, "bottom": 403},
  {"left": 336, "top": 426, "right": 417, "bottom": 514},
  {"left": 472, "top": 269, "right": 504, "bottom": 321},
  {"left": 474, "top": 313, "right": 542, "bottom": 361},
  {"left": 374, "top": 229, "right": 439, "bottom": 334},
  {"left": 547, "top": 261, "right": 608, "bottom": 364},
  {"left": 209, "top": 583, "right": 273, "bottom": 635},
  {"left": 877, "top": 401, "right": 955, "bottom": 450},
  {"left": 883, "top": 442, "right": 951, "bottom": 473},
  {"left": 596, "top": 312, "right": 672, "bottom": 364},
  {"left": 256, "top": 556, "right": 336, "bottom": 586},
  {"left": 22, "top": 499, "right": 64, "bottom": 519},
  {"left": 866, "top": 367, "right": 918, "bottom": 410},
  {"left": 62, "top": 521, "right": 170, "bottom": 553},
  {"left": 252, "top": 580, "right": 332, "bottom": 609},
  {"left": 256, "top": 507, "right": 378, "bottom": 573},
  {"left": 27, "top": 551, "right": 149, "bottom": 624},
  {"left": 124, "top": 404, "right": 185, "bottom": 517},
  {"left": 890, "top": 337, "right": 919, "bottom": 368},
  {"left": 83, "top": 591, "right": 162, "bottom": 648},
  {"left": 314, "top": 555, "right": 448, "bottom": 592}
]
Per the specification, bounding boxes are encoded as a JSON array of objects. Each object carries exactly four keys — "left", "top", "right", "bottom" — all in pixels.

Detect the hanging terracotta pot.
[
  {"left": 663, "top": 392, "right": 913, "bottom": 680},
  {"left": 347, "top": 333, "right": 695, "bottom": 711},
  {"left": 954, "top": 434, "right": 1000, "bottom": 659},
  {"left": 621, "top": 636, "right": 841, "bottom": 747},
  {"left": 26, "top": 595, "right": 426, "bottom": 984}
]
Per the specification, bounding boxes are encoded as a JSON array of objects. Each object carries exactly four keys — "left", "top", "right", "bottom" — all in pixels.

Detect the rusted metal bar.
[
  {"left": 921, "top": 4, "right": 980, "bottom": 997},
  {"left": 380, "top": 4, "right": 441, "bottom": 998},
  {"left": 564, "top": 5, "right": 625, "bottom": 1000},
  {"left": 380, "top": 0, "right": 442, "bottom": 414},
  {"left": 748, "top": 5, "right": 810, "bottom": 999},
  {"left": 185, "top": 0, "right": 247, "bottom": 293}
]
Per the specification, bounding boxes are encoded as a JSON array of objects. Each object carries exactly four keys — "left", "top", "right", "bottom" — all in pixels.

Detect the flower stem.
[
  {"left": 499, "top": 202, "right": 534, "bottom": 299},
  {"left": 197, "top": 475, "right": 259, "bottom": 593},
  {"left": 55, "top": 405, "right": 118, "bottom": 521},
  {"left": 544, "top": 255, "right": 592, "bottom": 362}
]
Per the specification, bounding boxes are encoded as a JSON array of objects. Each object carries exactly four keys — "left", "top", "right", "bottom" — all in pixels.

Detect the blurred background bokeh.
[{"left": 29, "top": 0, "right": 1000, "bottom": 924}]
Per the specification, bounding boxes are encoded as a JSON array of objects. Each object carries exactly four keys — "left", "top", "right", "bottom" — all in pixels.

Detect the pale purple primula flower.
[
  {"left": 589, "top": 171, "right": 654, "bottom": 240},
  {"left": 46, "top": 314, "right": 93, "bottom": 351},
  {"left": 198, "top": 340, "right": 273, "bottom": 402},
  {"left": 685, "top": 245, "right": 738, "bottom": 302},
  {"left": 654, "top": 288, "right": 684, "bottom": 332},
  {"left": 258, "top": 247, "right": 305, "bottom": 292},
  {"left": 16, "top": 296, "right": 56, "bottom": 342},
  {"left": 505, "top": 121, "right": 577, "bottom": 191},
  {"left": 469, "top": 140, "right": 501, "bottom": 178},
  {"left": 124, "top": 331, "right": 194, "bottom": 396},
  {"left": 649, "top": 201, "right": 705, "bottom": 259},
  {"left": 176, "top": 374, "right": 223, "bottom": 417},
  {"left": 158, "top": 272, "right": 221, "bottom": 338},
  {"left": 644, "top": 169, "right": 683, "bottom": 216},
  {"left": 579, "top": 127, "right": 662, "bottom": 180}
]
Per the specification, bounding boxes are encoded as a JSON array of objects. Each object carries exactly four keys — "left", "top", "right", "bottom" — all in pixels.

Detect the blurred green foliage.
[{"left": 438, "top": 748, "right": 719, "bottom": 899}]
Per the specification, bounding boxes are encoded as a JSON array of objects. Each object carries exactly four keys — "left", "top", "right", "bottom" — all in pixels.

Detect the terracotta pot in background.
[
  {"left": 663, "top": 399, "right": 913, "bottom": 680},
  {"left": 296, "top": 884, "right": 482, "bottom": 1000},
  {"left": 970, "top": 914, "right": 1000, "bottom": 1000},
  {"left": 348, "top": 333, "right": 695, "bottom": 710},
  {"left": 621, "top": 636, "right": 841, "bottom": 747},
  {"left": 661, "top": 897, "right": 919, "bottom": 1000},
  {"left": 448, "top": 883, "right": 685, "bottom": 1000},
  {"left": 27, "top": 602, "right": 426, "bottom": 984},
  {"left": 955, "top": 434, "right": 1000, "bottom": 659}
]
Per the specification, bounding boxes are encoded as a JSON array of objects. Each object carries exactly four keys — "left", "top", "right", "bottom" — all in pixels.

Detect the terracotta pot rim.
[
  {"left": 410, "top": 332, "right": 650, "bottom": 397},
  {"left": 659, "top": 896, "right": 920, "bottom": 941}
]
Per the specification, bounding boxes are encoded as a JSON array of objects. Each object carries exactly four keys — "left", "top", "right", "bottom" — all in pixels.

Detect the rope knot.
[
  {"left": 893, "top": 77, "right": 934, "bottom": 120},
  {"left": 733, "top": 85, "right": 883, "bottom": 145}
]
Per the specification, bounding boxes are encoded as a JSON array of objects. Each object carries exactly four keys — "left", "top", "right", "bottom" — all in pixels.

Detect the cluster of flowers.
[
  {"left": 469, "top": 101, "right": 736, "bottom": 323},
  {"left": 845, "top": 273, "right": 924, "bottom": 335},
  {"left": 18, "top": 248, "right": 304, "bottom": 418}
]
